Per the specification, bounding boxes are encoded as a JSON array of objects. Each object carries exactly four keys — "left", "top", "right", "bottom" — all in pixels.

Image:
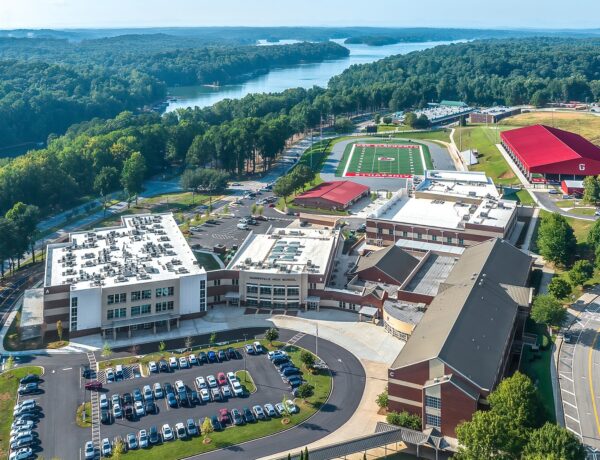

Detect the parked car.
[
  {"left": 153, "top": 382, "right": 164, "bottom": 399},
  {"left": 148, "top": 361, "right": 158, "bottom": 373},
  {"left": 100, "top": 394, "right": 109, "bottom": 409},
  {"left": 145, "top": 400, "right": 157, "bottom": 415},
  {"left": 84, "top": 441, "right": 95, "bottom": 459},
  {"left": 198, "top": 351, "right": 208, "bottom": 363},
  {"left": 10, "top": 434, "right": 36, "bottom": 450},
  {"left": 288, "top": 376, "right": 303, "bottom": 388},
  {"left": 19, "top": 374, "right": 40, "bottom": 385},
  {"left": 217, "top": 372, "right": 227, "bottom": 386},
  {"left": 83, "top": 380, "right": 101, "bottom": 391},
  {"left": 167, "top": 393, "right": 178, "bottom": 408},
  {"left": 217, "top": 350, "right": 227, "bottom": 362},
  {"left": 221, "top": 385, "right": 232, "bottom": 398},
  {"left": 226, "top": 347, "right": 237, "bottom": 359},
  {"left": 274, "top": 402, "right": 286, "bottom": 416},
  {"left": 174, "top": 380, "right": 185, "bottom": 392},
  {"left": 10, "top": 448, "right": 34, "bottom": 460},
  {"left": 195, "top": 376, "right": 207, "bottom": 389},
  {"left": 200, "top": 388, "right": 210, "bottom": 403},
  {"left": 138, "top": 429, "right": 149, "bottom": 448},
  {"left": 164, "top": 382, "right": 174, "bottom": 396},
  {"left": 188, "top": 354, "right": 198, "bottom": 365},
  {"left": 18, "top": 383, "right": 39, "bottom": 395},
  {"left": 253, "top": 405, "right": 266, "bottom": 420},
  {"left": 175, "top": 422, "right": 187, "bottom": 440},
  {"left": 101, "top": 438, "right": 112, "bottom": 456},
  {"left": 190, "top": 389, "right": 200, "bottom": 405},
  {"left": 168, "top": 356, "right": 178, "bottom": 369},
  {"left": 244, "top": 344, "right": 255, "bottom": 355},
  {"left": 149, "top": 426, "right": 159, "bottom": 444},
  {"left": 231, "top": 380, "right": 244, "bottom": 397},
  {"left": 158, "top": 360, "right": 169, "bottom": 372},
  {"left": 122, "top": 392, "right": 133, "bottom": 405},
  {"left": 112, "top": 403, "right": 122, "bottom": 418},
  {"left": 133, "top": 388, "right": 143, "bottom": 402},
  {"left": 285, "top": 399, "right": 299, "bottom": 414},
  {"left": 264, "top": 403, "right": 277, "bottom": 417},
  {"left": 105, "top": 368, "right": 115, "bottom": 382},
  {"left": 211, "top": 387, "right": 222, "bottom": 401},
  {"left": 124, "top": 405, "right": 135, "bottom": 421},
  {"left": 207, "top": 351, "right": 218, "bottom": 363},
  {"left": 11, "top": 420, "right": 34, "bottom": 432},
  {"left": 226, "top": 371, "right": 237, "bottom": 384},
  {"left": 218, "top": 408, "right": 231, "bottom": 425},
  {"left": 210, "top": 415, "right": 222, "bottom": 431},
  {"left": 115, "top": 365, "right": 124, "bottom": 380},
  {"left": 206, "top": 375, "right": 217, "bottom": 388},
  {"left": 134, "top": 401, "right": 145, "bottom": 417},
  {"left": 101, "top": 408, "right": 111, "bottom": 424},
  {"left": 272, "top": 356, "right": 289, "bottom": 366},
  {"left": 281, "top": 366, "right": 300, "bottom": 377},
  {"left": 178, "top": 356, "right": 189, "bottom": 369},
  {"left": 161, "top": 424, "right": 174, "bottom": 441},
  {"left": 186, "top": 418, "right": 199, "bottom": 436},
  {"left": 548, "top": 189, "right": 559, "bottom": 195},
  {"left": 231, "top": 408, "right": 244, "bottom": 425},
  {"left": 127, "top": 432, "right": 138, "bottom": 450},
  {"left": 237, "top": 223, "right": 249, "bottom": 230},
  {"left": 242, "top": 407, "right": 256, "bottom": 423}
]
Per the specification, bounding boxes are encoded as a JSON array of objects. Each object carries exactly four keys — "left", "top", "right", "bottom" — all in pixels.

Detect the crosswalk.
[
  {"left": 286, "top": 332, "right": 306, "bottom": 347},
  {"left": 86, "top": 351, "right": 101, "bottom": 450}
]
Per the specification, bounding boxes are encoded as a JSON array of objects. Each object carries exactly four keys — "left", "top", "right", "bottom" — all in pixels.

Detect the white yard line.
[
  {"left": 371, "top": 145, "right": 376, "bottom": 174},
  {"left": 342, "top": 144, "right": 356, "bottom": 178},
  {"left": 418, "top": 145, "right": 427, "bottom": 173}
]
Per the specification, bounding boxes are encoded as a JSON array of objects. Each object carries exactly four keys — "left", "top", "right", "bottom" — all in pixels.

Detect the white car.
[
  {"left": 10, "top": 425, "right": 32, "bottom": 437},
  {"left": 174, "top": 422, "right": 187, "bottom": 439},
  {"left": 188, "top": 354, "right": 198, "bottom": 365},
  {"left": 105, "top": 368, "right": 115, "bottom": 381},
  {"left": 112, "top": 403, "right": 122, "bottom": 418},
  {"left": 148, "top": 361, "right": 158, "bottom": 373},
  {"left": 195, "top": 376, "right": 207, "bottom": 389},
  {"left": 264, "top": 403, "right": 277, "bottom": 417},
  {"left": 168, "top": 356, "right": 178, "bottom": 369},
  {"left": 206, "top": 375, "right": 217, "bottom": 388},
  {"left": 10, "top": 448, "right": 33, "bottom": 460},
  {"left": 174, "top": 380, "right": 185, "bottom": 392},
  {"left": 231, "top": 380, "right": 244, "bottom": 397},
  {"left": 199, "top": 388, "right": 210, "bottom": 403},
  {"left": 162, "top": 423, "right": 174, "bottom": 441},
  {"left": 11, "top": 420, "right": 34, "bottom": 432},
  {"left": 101, "top": 437, "right": 112, "bottom": 456},
  {"left": 84, "top": 441, "right": 95, "bottom": 460},
  {"left": 178, "top": 356, "right": 189, "bottom": 368},
  {"left": 138, "top": 429, "right": 149, "bottom": 448},
  {"left": 226, "top": 371, "right": 237, "bottom": 385},
  {"left": 153, "top": 382, "right": 164, "bottom": 399},
  {"left": 285, "top": 399, "right": 299, "bottom": 414},
  {"left": 221, "top": 385, "right": 232, "bottom": 398},
  {"left": 99, "top": 393, "right": 109, "bottom": 409},
  {"left": 134, "top": 400, "right": 145, "bottom": 417},
  {"left": 143, "top": 385, "right": 153, "bottom": 401}
]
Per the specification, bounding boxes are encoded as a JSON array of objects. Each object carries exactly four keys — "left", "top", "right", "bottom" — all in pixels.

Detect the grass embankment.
[
  {"left": 502, "top": 111, "right": 600, "bottom": 145},
  {"left": 3, "top": 309, "right": 69, "bottom": 351},
  {"left": 235, "top": 370, "right": 256, "bottom": 394},
  {"left": 122, "top": 344, "right": 332, "bottom": 460},
  {"left": 193, "top": 251, "right": 222, "bottom": 271},
  {"left": 0, "top": 366, "right": 43, "bottom": 457},
  {"left": 76, "top": 402, "right": 92, "bottom": 428},
  {"left": 520, "top": 319, "right": 556, "bottom": 422}
]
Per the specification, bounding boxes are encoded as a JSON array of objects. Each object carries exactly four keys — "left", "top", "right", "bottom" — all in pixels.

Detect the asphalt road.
[
  {"left": 533, "top": 189, "right": 597, "bottom": 221},
  {"left": 22, "top": 328, "right": 365, "bottom": 460}
]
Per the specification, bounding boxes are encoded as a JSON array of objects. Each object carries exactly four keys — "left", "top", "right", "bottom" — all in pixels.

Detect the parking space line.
[
  {"left": 560, "top": 373, "right": 574, "bottom": 382},
  {"left": 562, "top": 389, "right": 576, "bottom": 396},
  {"left": 564, "top": 400, "right": 578, "bottom": 409},
  {"left": 565, "top": 413, "right": 580, "bottom": 423}
]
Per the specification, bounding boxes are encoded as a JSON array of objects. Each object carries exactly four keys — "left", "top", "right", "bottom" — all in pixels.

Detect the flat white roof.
[
  {"left": 477, "top": 106, "right": 519, "bottom": 115},
  {"left": 420, "top": 170, "right": 499, "bottom": 199},
  {"left": 46, "top": 213, "right": 205, "bottom": 290},
  {"left": 228, "top": 228, "right": 338, "bottom": 275},
  {"left": 376, "top": 193, "right": 516, "bottom": 231}
]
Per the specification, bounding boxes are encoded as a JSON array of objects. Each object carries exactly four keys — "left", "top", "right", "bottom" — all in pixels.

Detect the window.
[
  {"left": 446, "top": 236, "right": 452, "bottom": 244},
  {"left": 142, "top": 290, "right": 152, "bottom": 299},
  {"left": 119, "top": 293, "right": 126, "bottom": 303},
  {"left": 141, "top": 304, "right": 151, "bottom": 315},
  {"left": 107, "top": 295, "right": 114, "bottom": 305},
  {"left": 459, "top": 238, "right": 464, "bottom": 245},
  {"left": 425, "top": 396, "right": 442, "bottom": 409},
  {"left": 309, "top": 283, "right": 316, "bottom": 290},
  {"left": 431, "top": 235, "right": 438, "bottom": 242},
  {"left": 232, "top": 278, "right": 239, "bottom": 286},
  {"left": 168, "top": 286, "right": 174, "bottom": 296},
  {"left": 107, "top": 309, "right": 114, "bottom": 320},
  {"left": 200, "top": 280, "right": 206, "bottom": 312},
  {"left": 287, "top": 287, "right": 299, "bottom": 297},
  {"left": 131, "top": 306, "right": 141, "bottom": 316},
  {"left": 155, "top": 301, "right": 174, "bottom": 313},
  {"left": 117, "top": 308, "right": 126, "bottom": 318},
  {"left": 426, "top": 413, "right": 441, "bottom": 429},
  {"left": 260, "top": 286, "right": 271, "bottom": 295},
  {"left": 417, "top": 233, "right": 422, "bottom": 240},
  {"left": 247, "top": 285, "right": 258, "bottom": 294},
  {"left": 273, "top": 287, "right": 285, "bottom": 296},
  {"left": 213, "top": 279, "right": 221, "bottom": 287},
  {"left": 156, "top": 287, "right": 172, "bottom": 297},
  {"left": 402, "top": 231, "right": 408, "bottom": 237},
  {"left": 377, "top": 227, "right": 382, "bottom": 234},
  {"left": 70, "top": 297, "right": 78, "bottom": 332},
  {"left": 388, "top": 229, "right": 393, "bottom": 235},
  {"left": 131, "top": 291, "right": 141, "bottom": 301}
]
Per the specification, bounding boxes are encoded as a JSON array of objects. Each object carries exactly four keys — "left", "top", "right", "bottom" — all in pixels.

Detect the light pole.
[{"left": 243, "top": 333, "right": 248, "bottom": 382}]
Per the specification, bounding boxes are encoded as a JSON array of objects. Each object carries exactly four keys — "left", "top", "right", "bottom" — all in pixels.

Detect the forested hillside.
[
  {"left": 328, "top": 38, "right": 600, "bottom": 109},
  {"left": 0, "top": 38, "right": 348, "bottom": 149}
]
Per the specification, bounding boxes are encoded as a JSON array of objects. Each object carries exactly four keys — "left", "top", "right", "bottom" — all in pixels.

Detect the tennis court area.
[{"left": 338, "top": 141, "right": 430, "bottom": 178}]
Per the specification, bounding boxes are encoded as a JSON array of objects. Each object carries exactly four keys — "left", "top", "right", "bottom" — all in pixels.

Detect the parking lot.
[{"left": 90, "top": 347, "right": 298, "bottom": 455}]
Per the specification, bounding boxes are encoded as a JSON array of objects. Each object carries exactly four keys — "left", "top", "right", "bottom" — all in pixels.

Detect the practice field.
[{"left": 337, "top": 141, "right": 430, "bottom": 178}]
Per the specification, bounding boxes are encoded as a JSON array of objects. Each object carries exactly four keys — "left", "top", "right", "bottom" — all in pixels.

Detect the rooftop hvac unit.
[{"left": 480, "top": 211, "right": 489, "bottom": 218}]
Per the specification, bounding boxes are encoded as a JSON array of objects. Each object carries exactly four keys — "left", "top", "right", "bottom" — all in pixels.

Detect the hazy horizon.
[{"left": 2, "top": 0, "right": 599, "bottom": 30}]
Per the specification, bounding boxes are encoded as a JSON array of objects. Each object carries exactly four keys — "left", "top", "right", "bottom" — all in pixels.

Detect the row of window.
[
  {"left": 425, "top": 413, "right": 441, "bottom": 429},
  {"left": 376, "top": 228, "right": 464, "bottom": 245},
  {"left": 212, "top": 279, "right": 239, "bottom": 286},
  {"left": 246, "top": 285, "right": 300, "bottom": 297},
  {"left": 106, "top": 301, "right": 174, "bottom": 320},
  {"left": 107, "top": 286, "right": 174, "bottom": 305},
  {"left": 70, "top": 297, "right": 78, "bottom": 332},
  {"left": 425, "top": 395, "right": 442, "bottom": 409}
]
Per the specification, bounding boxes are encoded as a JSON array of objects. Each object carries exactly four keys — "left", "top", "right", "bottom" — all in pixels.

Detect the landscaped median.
[
  {"left": 235, "top": 370, "right": 256, "bottom": 394},
  {"left": 119, "top": 343, "right": 332, "bottom": 459},
  {"left": 0, "top": 366, "right": 43, "bottom": 458}
]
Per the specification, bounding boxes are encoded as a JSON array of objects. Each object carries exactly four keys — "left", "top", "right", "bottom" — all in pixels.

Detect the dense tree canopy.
[{"left": 536, "top": 213, "right": 577, "bottom": 267}]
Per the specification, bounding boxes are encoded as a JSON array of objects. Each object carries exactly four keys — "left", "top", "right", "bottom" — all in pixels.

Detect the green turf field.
[{"left": 341, "top": 141, "right": 426, "bottom": 178}]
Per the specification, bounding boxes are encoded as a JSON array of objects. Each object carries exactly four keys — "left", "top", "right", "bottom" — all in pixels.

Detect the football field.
[{"left": 340, "top": 142, "right": 427, "bottom": 178}]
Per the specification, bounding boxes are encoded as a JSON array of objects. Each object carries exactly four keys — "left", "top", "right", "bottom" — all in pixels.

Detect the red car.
[
  {"left": 217, "top": 372, "right": 227, "bottom": 386},
  {"left": 218, "top": 408, "right": 230, "bottom": 425},
  {"left": 85, "top": 380, "right": 103, "bottom": 391}
]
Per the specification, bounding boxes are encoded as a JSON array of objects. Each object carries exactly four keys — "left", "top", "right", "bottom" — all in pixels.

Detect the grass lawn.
[
  {"left": 76, "top": 401, "right": 92, "bottom": 428},
  {"left": 0, "top": 366, "right": 43, "bottom": 457},
  {"left": 122, "top": 344, "right": 332, "bottom": 459},
  {"left": 235, "top": 370, "right": 256, "bottom": 393},
  {"left": 516, "top": 189, "right": 535, "bottom": 205},
  {"left": 520, "top": 320, "right": 556, "bottom": 422},
  {"left": 193, "top": 251, "right": 222, "bottom": 271},
  {"left": 455, "top": 126, "right": 518, "bottom": 185},
  {"left": 502, "top": 111, "right": 600, "bottom": 145},
  {"left": 568, "top": 208, "right": 596, "bottom": 216},
  {"left": 389, "top": 130, "right": 451, "bottom": 143},
  {"left": 3, "top": 309, "right": 69, "bottom": 351}
]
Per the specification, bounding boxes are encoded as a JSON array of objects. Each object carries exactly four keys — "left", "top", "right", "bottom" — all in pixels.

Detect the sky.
[{"left": 1, "top": 0, "right": 599, "bottom": 30}]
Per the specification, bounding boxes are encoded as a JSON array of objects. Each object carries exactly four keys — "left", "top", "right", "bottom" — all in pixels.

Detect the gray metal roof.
[
  {"left": 355, "top": 245, "right": 420, "bottom": 285},
  {"left": 391, "top": 239, "right": 532, "bottom": 391}
]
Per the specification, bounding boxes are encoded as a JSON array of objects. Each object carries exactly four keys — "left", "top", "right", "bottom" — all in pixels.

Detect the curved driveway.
[{"left": 321, "top": 137, "right": 454, "bottom": 191}]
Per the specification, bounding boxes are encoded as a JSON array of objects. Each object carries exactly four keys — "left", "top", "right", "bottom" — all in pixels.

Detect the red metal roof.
[
  {"left": 295, "top": 181, "right": 369, "bottom": 206},
  {"left": 500, "top": 124, "right": 600, "bottom": 174}
]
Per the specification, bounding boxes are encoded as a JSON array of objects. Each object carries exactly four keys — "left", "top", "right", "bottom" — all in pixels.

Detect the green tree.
[
  {"left": 201, "top": 417, "right": 213, "bottom": 441},
  {"left": 273, "top": 175, "right": 295, "bottom": 205},
  {"left": 264, "top": 328, "right": 279, "bottom": 344},
  {"left": 583, "top": 175, "right": 600, "bottom": 204},
  {"left": 5, "top": 202, "right": 41, "bottom": 265},
  {"left": 522, "top": 422, "right": 586, "bottom": 460},
  {"left": 488, "top": 371, "right": 543, "bottom": 430},
  {"left": 536, "top": 213, "right": 576, "bottom": 267},
  {"left": 300, "top": 350, "right": 316, "bottom": 369},
  {"left": 304, "top": 447, "right": 309, "bottom": 460},
  {"left": 251, "top": 203, "right": 258, "bottom": 215},
  {"left": 113, "top": 438, "right": 125, "bottom": 460},
  {"left": 456, "top": 410, "right": 514, "bottom": 460},
  {"left": 209, "top": 332, "right": 217, "bottom": 346},
  {"left": 568, "top": 259, "right": 594, "bottom": 286},
  {"left": 184, "top": 336, "right": 194, "bottom": 350},
  {"left": 382, "top": 116, "right": 393, "bottom": 124},
  {"left": 5, "top": 355, "right": 14, "bottom": 370},
  {"left": 548, "top": 277, "right": 571, "bottom": 299},
  {"left": 376, "top": 389, "right": 389, "bottom": 409},
  {"left": 296, "top": 383, "right": 314, "bottom": 399},
  {"left": 403, "top": 112, "right": 417, "bottom": 127},
  {"left": 587, "top": 218, "right": 600, "bottom": 248},
  {"left": 386, "top": 411, "right": 422, "bottom": 430},
  {"left": 101, "top": 341, "right": 112, "bottom": 358},
  {"left": 531, "top": 294, "right": 566, "bottom": 327},
  {"left": 334, "top": 117, "right": 354, "bottom": 133},
  {"left": 56, "top": 320, "right": 63, "bottom": 342},
  {"left": 93, "top": 166, "right": 119, "bottom": 215},
  {"left": 121, "top": 152, "right": 146, "bottom": 204},
  {"left": 158, "top": 341, "right": 166, "bottom": 353}
]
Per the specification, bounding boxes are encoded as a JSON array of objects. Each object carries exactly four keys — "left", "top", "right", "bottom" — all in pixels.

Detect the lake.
[{"left": 165, "top": 39, "right": 460, "bottom": 112}]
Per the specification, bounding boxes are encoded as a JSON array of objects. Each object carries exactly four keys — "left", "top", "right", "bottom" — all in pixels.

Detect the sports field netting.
[{"left": 341, "top": 143, "right": 426, "bottom": 178}]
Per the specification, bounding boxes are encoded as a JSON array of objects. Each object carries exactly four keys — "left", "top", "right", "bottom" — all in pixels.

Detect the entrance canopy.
[{"left": 359, "top": 306, "right": 379, "bottom": 317}]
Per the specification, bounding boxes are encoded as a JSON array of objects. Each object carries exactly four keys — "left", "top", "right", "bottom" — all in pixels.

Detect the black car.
[
  {"left": 164, "top": 383, "right": 174, "bottom": 396},
  {"left": 242, "top": 407, "right": 256, "bottom": 423},
  {"left": 15, "top": 413, "right": 38, "bottom": 422},
  {"left": 124, "top": 405, "right": 135, "bottom": 421},
  {"left": 158, "top": 360, "right": 169, "bottom": 372},
  {"left": 281, "top": 367, "right": 300, "bottom": 377},
  {"left": 217, "top": 350, "right": 227, "bottom": 362},
  {"left": 210, "top": 415, "right": 222, "bottom": 431},
  {"left": 198, "top": 351, "right": 208, "bottom": 363},
  {"left": 101, "top": 409, "right": 111, "bottom": 424},
  {"left": 122, "top": 392, "right": 133, "bottom": 405},
  {"left": 81, "top": 366, "right": 93, "bottom": 379},
  {"left": 145, "top": 401, "right": 157, "bottom": 415},
  {"left": 190, "top": 390, "right": 200, "bottom": 405},
  {"left": 272, "top": 356, "right": 289, "bottom": 365},
  {"left": 149, "top": 426, "right": 159, "bottom": 444},
  {"left": 226, "top": 347, "right": 237, "bottom": 359},
  {"left": 19, "top": 374, "right": 40, "bottom": 385},
  {"left": 177, "top": 389, "right": 189, "bottom": 406},
  {"left": 288, "top": 376, "right": 303, "bottom": 388}
]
